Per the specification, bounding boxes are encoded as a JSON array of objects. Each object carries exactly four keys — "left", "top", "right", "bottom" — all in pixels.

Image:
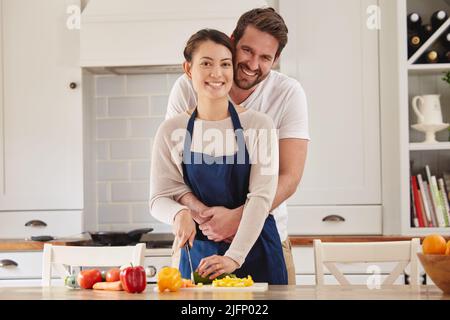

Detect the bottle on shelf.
[
  {"left": 445, "top": 50, "right": 450, "bottom": 63},
  {"left": 421, "top": 49, "right": 440, "bottom": 63},
  {"left": 440, "top": 30, "right": 450, "bottom": 49},
  {"left": 421, "top": 24, "right": 434, "bottom": 42},
  {"left": 430, "top": 10, "right": 448, "bottom": 30},
  {"left": 408, "top": 33, "right": 423, "bottom": 57},
  {"left": 407, "top": 12, "right": 422, "bottom": 32}
]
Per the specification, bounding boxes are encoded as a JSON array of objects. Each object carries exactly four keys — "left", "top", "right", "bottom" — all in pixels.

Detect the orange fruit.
[
  {"left": 422, "top": 234, "right": 447, "bottom": 255},
  {"left": 445, "top": 241, "right": 450, "bottom": 256}
]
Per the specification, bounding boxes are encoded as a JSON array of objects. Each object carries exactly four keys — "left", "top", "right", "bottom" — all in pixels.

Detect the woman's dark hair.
[
  {"left": 183, "top": 29, "right": 234, "bottom": 62},
  {"left": 232, "top": 7, "right": 288, "bottom": 59}
]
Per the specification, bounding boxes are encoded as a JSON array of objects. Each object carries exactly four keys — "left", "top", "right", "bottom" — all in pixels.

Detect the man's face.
[{"left": 233, "top": 25, "right": 279, "bottom": 90}]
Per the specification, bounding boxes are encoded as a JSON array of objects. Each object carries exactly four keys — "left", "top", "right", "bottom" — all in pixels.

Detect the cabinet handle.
[
  {"left": 69, "top": 82, "right": 77, "bottom": 89},
  {"left": 0, "top": 259, "right": 18, "bottom": 268},
  {"left": 24, "top": 220, "right": 47, "bottom": 227},
  {"left": 322, "top": 215, "right": 345, "bottom": 222}
]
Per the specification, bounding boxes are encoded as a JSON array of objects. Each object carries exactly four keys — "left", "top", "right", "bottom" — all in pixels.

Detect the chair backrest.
[
  {"left": 313, "top": 239, "right": 420, "bottom": 288},
  {"left": 42, "top": 243, "right": 145, "bottom": 287}
]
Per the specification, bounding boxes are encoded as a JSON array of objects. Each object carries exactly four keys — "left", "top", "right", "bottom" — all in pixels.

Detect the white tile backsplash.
[
  {"left": 108, "top": 97, "right": 149, "bottom": 117},
  {"left": 96, "top": 76, "right": 126, "bottom": 97},
  {"left": 97, "top": 161, "right": 129, "bottom": 181},
  {"left": 96, "top": 98, "right": 108, "bottom": 118},
  {"left": 111, "top": 182, "right": 149, "bottom": 202},
  {"left": 97, "top": 119, "right": 128, "bottom": 139},
  {"left": 131, "top": 161, "right": 151, "bottom": 181},
  {"left": 150, "top": 95, "right": 169, "bottom": 117},
  {"left": 98, "top": 204, "right": 130, "bottom": 224},
  {"left": 97, "top": 182, "right": 109, "bottom": 203},
  {"left": 91, "top": 73, "right": 183, "bottom": 230},
  {"left": 129, "top": 118, "right": 164, "bottom": 138},
  {"left": 96, "top": 142, "right": 109, "bottom": 160},
  {"left": 110, "top": 140, "right": 151, "bottom": 159},
  {"left": 131, "top": 203, "right": 158, "bottom": 223},
  {"left": 126, "top": 74, "right": 169, "bottom": 95}
]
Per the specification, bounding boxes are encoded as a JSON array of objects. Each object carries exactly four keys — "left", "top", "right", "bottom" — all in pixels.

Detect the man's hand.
[
  {"left": 178, "top": 193, "right": 211, "bottom": 225},
  {"left": 198, "top": 206, "right": 244, "bottom": 242}
]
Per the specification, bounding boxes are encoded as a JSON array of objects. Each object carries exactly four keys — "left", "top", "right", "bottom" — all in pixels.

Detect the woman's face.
[{"left": 185, "top": 40, "right": 233, "bottom": 100}]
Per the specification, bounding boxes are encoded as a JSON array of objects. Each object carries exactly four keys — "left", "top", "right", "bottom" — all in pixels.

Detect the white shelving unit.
[
  {"left": 380, "top": 0, "right": 450, "bottom": 236},
  {"left": 410, "top": 142, "right": 450, "bottom": 151}
]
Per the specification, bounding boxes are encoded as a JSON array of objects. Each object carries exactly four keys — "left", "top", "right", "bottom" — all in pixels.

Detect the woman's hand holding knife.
[{"left": 173, "top": 209, "right": 196, "bottom": 248}]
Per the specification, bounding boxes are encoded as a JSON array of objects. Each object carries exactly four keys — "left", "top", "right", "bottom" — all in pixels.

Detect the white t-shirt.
[{"left": 166, "top": 70, "right": 310, "bottom": 241}]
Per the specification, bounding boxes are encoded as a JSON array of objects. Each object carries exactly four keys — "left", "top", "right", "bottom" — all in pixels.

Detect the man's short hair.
[{"left": 232, "top": 7, "right": 288, "bottom": 59}]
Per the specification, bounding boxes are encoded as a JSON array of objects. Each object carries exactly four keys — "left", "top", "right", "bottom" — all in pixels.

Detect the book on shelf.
[
  {"left": 410, "top": 180, "right": 419, "bottom": 227},
  {"left": 438, "top": 178, "right": 450, "bottom": 227},
  {"left": 417, "top": 174, "right": 433, "bottom": 227},
  {"left": 431, "top": 176, "right": 447, "bottom": 227},
  {"left": 424, "top": 181, "right": 439, "bottom": 227},
  {"left": 409, "top": 165, "right": 450, "bottom": 228},
  {"left": 411, "top": 175, "right": 425, "bottom": 227}
]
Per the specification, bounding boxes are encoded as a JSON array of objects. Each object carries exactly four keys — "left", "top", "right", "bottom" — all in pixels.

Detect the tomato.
[
  {"left": 106, "top": 268, "right": 121, "bottom": 282},
  {"left": 77, "top": 269, "right": 103, "bottom": 289}
]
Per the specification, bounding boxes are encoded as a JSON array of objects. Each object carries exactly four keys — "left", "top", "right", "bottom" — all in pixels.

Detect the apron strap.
[{"left": 183, "top": 101, "right": 246, "bottom": 158}]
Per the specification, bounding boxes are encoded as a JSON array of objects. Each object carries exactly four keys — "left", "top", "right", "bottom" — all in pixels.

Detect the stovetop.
[{"left": 77, "top": 233, "right": 174, "bottom": 249}]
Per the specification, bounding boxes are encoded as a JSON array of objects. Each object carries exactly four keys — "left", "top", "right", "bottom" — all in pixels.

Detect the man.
[{"left": 166, "top": 7, "right": 309, "bottom": 285}]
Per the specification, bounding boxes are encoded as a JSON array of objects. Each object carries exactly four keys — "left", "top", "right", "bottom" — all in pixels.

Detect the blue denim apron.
[{"left": 179, "top": 102, "right": 287, "bottom": 284}]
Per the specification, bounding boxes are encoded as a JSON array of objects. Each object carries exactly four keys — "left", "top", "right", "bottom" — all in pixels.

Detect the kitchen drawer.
[
  {"left": 0, "top": 279, "right": 64, "bottom": 287},
  {"left": 295, "top": 274, "right": 405, "bottom": 286},
  {"left": 0, "top": 252, "right": 42, "bottom": 279},
  {"left": 0, "top": 211, "right": 83, "bottom": 239},
  {"left": 292, "top": 247, "right": 401, "bottom": 274},
  {"left": 287, "top": 206, "right": 382, "bottom": 235}
]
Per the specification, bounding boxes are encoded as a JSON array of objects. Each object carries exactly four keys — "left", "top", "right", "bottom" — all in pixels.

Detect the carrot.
[{"left": 92, "top": 281, "right": 123, "bottom": 291}]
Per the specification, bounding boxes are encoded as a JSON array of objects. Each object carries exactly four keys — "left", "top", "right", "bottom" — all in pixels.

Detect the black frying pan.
[{"left": 88, "top": 228, "right": 153, "bottom": 246}]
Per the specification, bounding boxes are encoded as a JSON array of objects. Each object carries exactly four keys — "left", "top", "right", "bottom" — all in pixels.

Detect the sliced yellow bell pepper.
[
  {"left": 157, "top": 267, "right": 183, "bottom": 292},
  {"left": 212, "top": 275, "right": 254, "bottom": 287}
]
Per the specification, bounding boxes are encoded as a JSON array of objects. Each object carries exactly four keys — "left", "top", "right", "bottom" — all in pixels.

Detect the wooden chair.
[
  {"left": 313, "top": 239, "right": 420, "bottom": 288},
  {"left": 42, "top": 243, "right": 145, "bottom": 287}
]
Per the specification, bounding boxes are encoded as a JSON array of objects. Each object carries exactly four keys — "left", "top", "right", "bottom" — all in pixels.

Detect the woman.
[{"left": 149, "top": 29, "right": 287, "bottom": 284}]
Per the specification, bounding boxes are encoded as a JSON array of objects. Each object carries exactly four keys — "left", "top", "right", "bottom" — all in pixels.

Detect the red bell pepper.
[{"left": 120, "top": 265, "right": 147, "bottom": 293}]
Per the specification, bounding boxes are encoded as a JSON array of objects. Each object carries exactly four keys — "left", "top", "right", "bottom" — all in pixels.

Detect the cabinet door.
[
  {"left": 0, "top": 0, "right": 4, "bottom": 198},
  {"left": 0, "top": 0, "right": 82, "bottom": 210},
  {"left": 280, "top": 0, "right": 381, "bottom": 205}
]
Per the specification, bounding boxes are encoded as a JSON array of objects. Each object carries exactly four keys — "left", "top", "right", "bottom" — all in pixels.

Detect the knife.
[{"left": 184, "top": 242, "right": 195, "bottom": 284}]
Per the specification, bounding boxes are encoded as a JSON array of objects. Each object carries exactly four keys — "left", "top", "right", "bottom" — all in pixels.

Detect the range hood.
[{"left": 80, "top": 0, "right": 267, "bottom": 74}]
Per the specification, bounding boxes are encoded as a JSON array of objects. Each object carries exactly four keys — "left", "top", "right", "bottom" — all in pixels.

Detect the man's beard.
[{"left": 234, "top": 63, "right": 268, "bottom": 90}]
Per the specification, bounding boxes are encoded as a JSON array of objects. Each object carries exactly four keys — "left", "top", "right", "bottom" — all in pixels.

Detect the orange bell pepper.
[{"left": 157, "top": 267, "right": 183, "bottom": 292}]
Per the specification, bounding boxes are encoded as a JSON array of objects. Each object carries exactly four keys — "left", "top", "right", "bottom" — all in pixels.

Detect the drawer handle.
[
  {"left": 322, "top": 215, "right": 345, "bottom": 222},
  {"left": 25, "top": 220, "right": 47, "bottom": 227},
  {"left": 0, "top": 259, "right": 18, "bottom": 268}
]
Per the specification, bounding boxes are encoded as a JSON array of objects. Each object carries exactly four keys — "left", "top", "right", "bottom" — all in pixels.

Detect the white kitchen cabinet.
[
  {"left": 287, "top": 206, "right": 382, "bottom": 235},
  {"left": 0, "top": 211, "right": 83, "bottom": 239},
  {"left": 0, "top": 251, "right": 64, "bottom": 287},
  {"left": 380, "top": 0, "right": 450, "bottom": 236},
  {"left": 0, "top": 0, "right": 83, "bottom": 211},
  {"left": 280, "top": 0, "right": 381, "bottom": 207}
]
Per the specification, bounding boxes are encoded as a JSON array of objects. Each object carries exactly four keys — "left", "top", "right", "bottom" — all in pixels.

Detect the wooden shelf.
[
  {"left": 410, "top": 142, "right": 450, "bottom": 151},
  {"left": 403, "top": 227, "right": 450, "bottom": 236},
  {"left": 408, "top": 64, "right": 450, "bottom": 75}
]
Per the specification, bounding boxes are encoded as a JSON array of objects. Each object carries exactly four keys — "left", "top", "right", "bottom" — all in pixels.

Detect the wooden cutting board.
[{"left": 154, "top": 282, "right": 268, "bottom": 292}]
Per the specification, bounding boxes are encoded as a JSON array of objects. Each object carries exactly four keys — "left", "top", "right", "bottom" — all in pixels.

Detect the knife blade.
[{"left": 184, "top": 242, "right": 195, "bottom": 284}]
